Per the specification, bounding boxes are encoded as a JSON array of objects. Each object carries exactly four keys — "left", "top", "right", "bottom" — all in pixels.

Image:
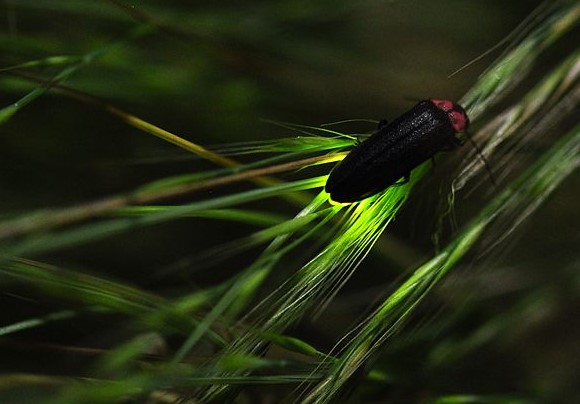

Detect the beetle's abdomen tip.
[
  {"left": 325, "top": 188, "right": 357, "bottom": 204},
  {"left": 325, "top": 179, "right": 348, "bottom": 203}
]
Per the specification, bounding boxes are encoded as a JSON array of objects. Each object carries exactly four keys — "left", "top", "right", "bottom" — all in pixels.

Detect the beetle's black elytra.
[{"left": 325, "top": 99, "right": 469, "bottom": 203}]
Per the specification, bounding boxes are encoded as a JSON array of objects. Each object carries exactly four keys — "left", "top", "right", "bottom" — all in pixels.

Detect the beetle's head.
[{"left": 430, "top": 99, "right": 469, "bottom": 133}]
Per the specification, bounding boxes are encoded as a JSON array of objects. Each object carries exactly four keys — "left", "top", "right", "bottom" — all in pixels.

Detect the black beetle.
[{"left": 325, "top": 99, "right": 469, "bottom": 203}]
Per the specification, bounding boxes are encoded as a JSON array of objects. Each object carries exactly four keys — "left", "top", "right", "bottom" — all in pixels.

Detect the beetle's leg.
[
  {"left": 393, "top": 173, "right": 410, "bottom": 186},
  {"left": 377, "top": 119, "right": 389, "bottom": 129},
  {"left": 357, "top": 120, "right": 388, "bottom": 145}
]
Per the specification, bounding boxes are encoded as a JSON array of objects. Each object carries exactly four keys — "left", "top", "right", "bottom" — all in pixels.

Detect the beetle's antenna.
[
  {"left": 320, "top": 118, "right": 378, "bottom": 127},
  {"left": 465, "top": 131, "right": 496, "bottom": 186}
]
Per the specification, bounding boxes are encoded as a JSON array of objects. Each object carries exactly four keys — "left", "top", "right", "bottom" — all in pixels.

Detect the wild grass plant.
[{"left": 0, "top": 1, "right": 578, "bottom": 403}]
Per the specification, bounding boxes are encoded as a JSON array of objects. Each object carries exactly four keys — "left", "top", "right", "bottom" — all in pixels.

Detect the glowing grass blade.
[{"left": 195, "top": 165, "right": 427, "bottom": 401}]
